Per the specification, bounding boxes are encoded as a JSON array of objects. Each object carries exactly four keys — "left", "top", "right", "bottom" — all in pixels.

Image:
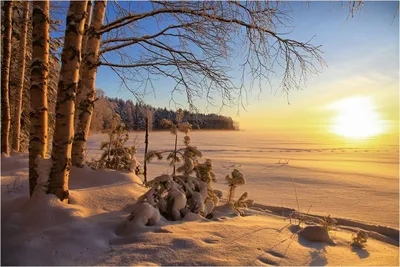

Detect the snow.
[
  {"left": 168, "top": 187, "right": 187, "bottom": 220},
  {"left": 116, "top": 203, "right": 160, "bottom": 236},
  {"left": 1, "top": 131, "right": 399, "bottom": 265},
  {"left": 86, "top": 130, "right": 398, "bottom": 228}
]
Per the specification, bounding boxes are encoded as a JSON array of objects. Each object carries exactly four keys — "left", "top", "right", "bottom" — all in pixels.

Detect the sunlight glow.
[{"left": 329, "top": 97, "right": 386, "bottom": 138}]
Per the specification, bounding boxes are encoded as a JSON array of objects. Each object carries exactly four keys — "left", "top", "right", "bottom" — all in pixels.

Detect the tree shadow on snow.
[
  {"left": 351, "top": 246, "right": 370, "bottom": 259},
  {"left": 308, "top": 249, "right": 328, "bottom": 266},
  {"left": 297, "top": 235, "right": 335, "bottom": 249},
  {"left": 297, "top": 235, "right": 335, "bottom": 266}
]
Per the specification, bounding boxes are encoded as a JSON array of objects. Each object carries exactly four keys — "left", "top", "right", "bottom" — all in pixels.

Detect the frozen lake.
[{"left": 87, "top": 130, "right": 399, "bottom": 228}]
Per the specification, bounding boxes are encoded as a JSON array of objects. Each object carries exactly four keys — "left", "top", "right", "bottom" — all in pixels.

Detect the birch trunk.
[
  {"left": 74, "top": 0, "right": 92, "bottom": 131},
  {"left": 29, "top": 1, "right": 49, "bottom": 196},
  {"left": 48, "top": 0, "right": 88, "bottom": 201},
  {"left": 72, "top": 0, "right": 107, "bottom": 167},
  {"left": 12, "top": 1, "right": 30, "bottom": 152},
  {"left": 1, "top": 1, "right": 13, "bottom": 155}
]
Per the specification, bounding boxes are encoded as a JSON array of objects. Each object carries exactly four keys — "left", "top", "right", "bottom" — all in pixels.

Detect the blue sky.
[{"left": 90, "top": 1, "right": 399, "bottom": 133}]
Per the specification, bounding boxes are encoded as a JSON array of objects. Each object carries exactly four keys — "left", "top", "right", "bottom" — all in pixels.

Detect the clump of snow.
[
  {"left": 128, "top": 155, "right": 142, "bottom": 174},
  {"left": 213, "top": 189, "right": 223, "bottom": 198},
  {"left": 168, "top": 187, "right": 187, "bottom": 220},
  {"left": 298, "top": 225, "right": 334, "bottom": 244},
  {"left": 116, "top": 203, "right": 160, "bottom": 236},
  {"left": 183, "top": 211, "right": 201, "bottom": 221},
  {"left": 226, "top": 168, "right": 246, "bottom": 186},
  {"left": 213, "top": 203, "right": 241, "bottom": 217},
  {"left": 204, "top": 199, "right": 215, "bottom": 216}
]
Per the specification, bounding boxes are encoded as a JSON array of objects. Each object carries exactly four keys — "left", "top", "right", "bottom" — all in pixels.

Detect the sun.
[{"left": 329, "top": 97, "right": 386, "bottom": 138}]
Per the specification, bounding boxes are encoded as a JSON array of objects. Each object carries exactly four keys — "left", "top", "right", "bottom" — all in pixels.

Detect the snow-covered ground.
[
  {"left": 87, "top": 130, "right": 399, "bottom": 228},
  {"left": 1, "top": 131, "right": 399, "bottom": 265}
]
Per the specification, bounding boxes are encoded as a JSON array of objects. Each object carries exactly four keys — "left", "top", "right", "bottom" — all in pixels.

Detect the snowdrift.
[{"left": 1, "top": 153, "right": 399, "bottom": 266}]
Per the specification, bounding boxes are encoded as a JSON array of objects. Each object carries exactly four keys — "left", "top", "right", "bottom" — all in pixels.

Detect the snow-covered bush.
[
  {"left": 351, "top": 230, "right": 368, "bottom": 248},
  {"left": 87, "top": 114, "right": 142, "bottom": 174},
  {"left": 225, "top": 169, "right": 246, "bottom": 202},
  {"left": 321, "top": 215, "right": 337, "bottom": 231},
  {"left": 140, "top": 123, "right": 219, "bottom": 220},
  {"left": 116, "top": 203, "right": 161, "bottom": 236},
  {"left": 232, "top": 192, "right": 254, "bottom": 216}
]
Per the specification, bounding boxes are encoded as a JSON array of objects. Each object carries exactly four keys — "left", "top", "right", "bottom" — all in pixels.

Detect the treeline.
[
  {"left": 1, "top": 0, "right": 320, "bottom": 202},
  {"left": 90, "top": 93, "right": 239, "bottom": 132}
]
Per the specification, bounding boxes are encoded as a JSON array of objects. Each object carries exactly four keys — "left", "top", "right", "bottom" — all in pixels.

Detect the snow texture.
[
  {"left": 116, "top": 203, "right": 160, "bottom": 236},
  {"left": 1, "top": 133, "right": 399, "bottom": 266}
]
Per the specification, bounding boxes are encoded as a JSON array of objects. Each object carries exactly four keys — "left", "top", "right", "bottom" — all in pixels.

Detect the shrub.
[
  {"left": 232, "top": 192, "right": 254, "bottom": 216},
  {"left": 321, "top": 215, "right": 337, "bottom": 231},
  {"left": 225, "top": 169, "right": 246, "bottom": 202},
  {"left": 87, "top": 114, "right": 142, "bottom": 175},
  {"left": 351, "top": 230, "right": 368, "bottom": 247},
  {"left": 140, "top": 122, "right": 219, "bottom": 220}
]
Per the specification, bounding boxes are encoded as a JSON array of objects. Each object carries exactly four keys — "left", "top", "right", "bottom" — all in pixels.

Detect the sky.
[{"left": 94, "top": 1, "right": 399, "bottom": 141}]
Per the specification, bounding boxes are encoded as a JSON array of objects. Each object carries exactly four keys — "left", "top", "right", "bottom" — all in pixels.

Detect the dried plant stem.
[
  {"left": 144, "top": 116, "right": 149, "bottom": 183},
  {"left": 228, "top": 185, "right": 236, "bottom": 202},
  {"left": 173, "top": 133, "right": 178, "bottom": 176}
]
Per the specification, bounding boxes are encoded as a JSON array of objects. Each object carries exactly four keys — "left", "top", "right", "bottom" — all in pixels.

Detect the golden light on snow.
[{"left": 329, "top": 97, "right": 386, "bottom": 138}]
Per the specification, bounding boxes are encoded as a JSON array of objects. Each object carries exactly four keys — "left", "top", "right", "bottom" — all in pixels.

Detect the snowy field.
[
  {"left": 1, "top": 130, "right": 399, "bottom": 265},
  {"left": 87, "top": 130, "right": 399, "bottom": 228}
]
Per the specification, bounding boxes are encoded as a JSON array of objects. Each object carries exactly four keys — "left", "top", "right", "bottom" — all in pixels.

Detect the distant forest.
[{"left": 90, "top": 90, "right": 239, "bottom": 133}]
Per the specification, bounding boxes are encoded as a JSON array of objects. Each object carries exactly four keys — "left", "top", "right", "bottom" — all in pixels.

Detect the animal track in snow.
[
  {"left": 256, "top": 250, "right": 285, "bottom": 266},
  {"left": 201, "top": 237, "right": 220, "bottom": 244}
]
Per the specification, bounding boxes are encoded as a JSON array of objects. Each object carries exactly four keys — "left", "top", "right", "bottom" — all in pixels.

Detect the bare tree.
[
  {"left": 1, "top": 1, "right": 13, "bottom": 155},
  {"left": 72, "top": 1, "right": 324, "bottom": 166},
  {"left": 48, "top": 0, "right": 88, "bottom": 201},
  {"left": 99, "top": 1, "right": 324, "bottom": 107},
  {"left": 29, "top": 0, "right": 50, "bottom": 196},
  {"left": 12, "top": 1, "right": 30, "bottom": 152},
  {"left": 72, "top": 0, "right": 107, "bottom": 167}
]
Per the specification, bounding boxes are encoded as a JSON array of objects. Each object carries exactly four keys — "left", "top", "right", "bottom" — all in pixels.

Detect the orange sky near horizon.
[
  {"left": 234, "top": 76, "right": 399, "bottom": 144},
  {"left": 212, "top": 3, "right": 399, "bottom": 143}
]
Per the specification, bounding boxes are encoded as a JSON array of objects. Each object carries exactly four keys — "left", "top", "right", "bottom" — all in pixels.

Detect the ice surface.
[
  {"left": 1, "top": 131, "right": 398, "bottom": 265},
  {"left": 86, "top": 131, "right": 399, "bottom": 228}
]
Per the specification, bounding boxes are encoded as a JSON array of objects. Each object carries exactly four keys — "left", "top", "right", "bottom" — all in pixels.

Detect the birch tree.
[
  {"left": 72, "top": 0, "right": 107, "bottom": 167},
  {"left": 12, "top": 1, "right": 30, "bottom": 152},
  {"left": 29, "top": 0, "right": 50, "bottom": 196},
  {"left": 74, "top": 0, "right": 93, "bottom": 131},
  {"left": 1, "top": 1, "right": 13, "bottom": 155},
  {"left": 48, "top": 0, "right": 88, "bottom": 201}
]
